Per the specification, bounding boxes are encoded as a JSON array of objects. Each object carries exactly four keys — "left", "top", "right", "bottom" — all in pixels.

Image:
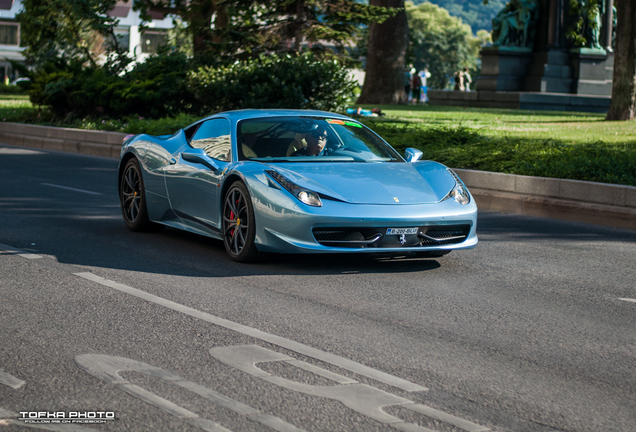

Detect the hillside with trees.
[{"left": 409, "top": 0, "right": 506, "bottom": 34}]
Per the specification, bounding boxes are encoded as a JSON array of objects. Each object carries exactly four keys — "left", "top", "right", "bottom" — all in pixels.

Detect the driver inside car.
[{"left": 292, "top": 127, "right": 328, "bottom": 156}]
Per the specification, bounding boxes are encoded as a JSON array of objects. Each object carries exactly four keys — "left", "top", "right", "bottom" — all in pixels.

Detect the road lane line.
[
  {"left": 0, "top": 243, "right": 42, "bottom": 259},
  {"left": 74, "top": 272, "right": 428, "bottom": 393},
  {"left": 618, "top": 298, "right": 636, "bottom": 303},
  {"left": 41, "top": 183, "right": 102, "bottom": 195},
  {"left": 0, "top": 370, "right": 25, "bottom": 389}
]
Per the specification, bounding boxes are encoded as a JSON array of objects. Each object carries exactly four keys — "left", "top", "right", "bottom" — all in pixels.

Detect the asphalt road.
[{"left": 1, "top": 145, "right": 635, "bottom": 432}]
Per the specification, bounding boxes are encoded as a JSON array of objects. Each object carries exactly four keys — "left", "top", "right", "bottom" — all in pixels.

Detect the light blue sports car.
[{"left": 118, "top": 109, "right": 478, "bottom": 262}]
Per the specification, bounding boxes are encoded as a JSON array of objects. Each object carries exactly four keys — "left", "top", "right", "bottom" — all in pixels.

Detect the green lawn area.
[
  {"left": 1, "top": 95, "right": 635, "bottom": 186},
  {"left": 0, "top": 95, "right": 38, "bottom": 122},
  {"left": 356, "top": 105, "right": 636, "bottom": 186}
]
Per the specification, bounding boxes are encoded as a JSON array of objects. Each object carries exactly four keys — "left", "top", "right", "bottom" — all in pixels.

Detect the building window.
[
  {"left": 106, "top": 27, "right": 130, "bottom": 52},
  {"left": 141, "top": 31, "right": 167, "bottom": 54},
  {"left": 0, "top": 24, "right": 19, "bottom": 46}
]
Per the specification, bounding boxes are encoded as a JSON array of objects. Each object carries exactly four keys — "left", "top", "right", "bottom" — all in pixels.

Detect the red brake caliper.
[{"left": 229, "top": 198, "right": 239, "bottom": 236}]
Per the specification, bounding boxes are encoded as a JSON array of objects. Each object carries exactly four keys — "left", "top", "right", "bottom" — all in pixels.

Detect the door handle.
[{"left": 170, "top": 158, "right": 177, "bottom": 165}]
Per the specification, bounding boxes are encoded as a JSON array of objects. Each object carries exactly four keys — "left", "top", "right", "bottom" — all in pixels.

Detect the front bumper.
[{"left": 250, "top": 182, "right": 478, "bottom": 254}]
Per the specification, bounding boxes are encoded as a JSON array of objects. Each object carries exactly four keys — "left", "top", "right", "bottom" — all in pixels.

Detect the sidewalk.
[{"left": 1, "top": 122, "right": 635, "bottom": 230}]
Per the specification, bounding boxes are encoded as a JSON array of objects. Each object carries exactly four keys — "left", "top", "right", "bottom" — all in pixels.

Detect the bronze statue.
[{"left": 491, "top": 0, "right": 539, "bottom": 48}]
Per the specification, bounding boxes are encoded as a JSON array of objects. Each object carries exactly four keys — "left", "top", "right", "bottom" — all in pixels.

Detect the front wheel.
[{"left": 222, "top": 182, "right": 261, "bottom": 263}]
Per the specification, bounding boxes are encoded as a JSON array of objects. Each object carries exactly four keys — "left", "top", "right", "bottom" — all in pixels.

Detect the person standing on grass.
[
  {"left": 411, "top": 70, "right": 422, "bottom": 104},
  {"left": 454, "top": 70, "right": 465, "bottom": 91},
  {"left": 420, "top": 68, "right": 431, "bottom": 102},
  {"left": 463, "top": 67, "right": 472, "bottom": 91},
  {"left": 403, "top": 68, "right": 412, "bottom": 103}
]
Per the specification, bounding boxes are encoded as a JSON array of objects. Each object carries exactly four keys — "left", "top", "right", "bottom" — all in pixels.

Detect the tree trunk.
[
  {"left": 606, "top": 0, "right": 636, "bottom": 120},
  {"left": 357, "top": 0, "right": 408, "bottom": 105},
  {"left": 190, "top": 0, "right": 216, "bottom": 54}
]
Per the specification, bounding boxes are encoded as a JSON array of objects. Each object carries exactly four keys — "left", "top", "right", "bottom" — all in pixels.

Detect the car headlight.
[
  {"left": 265, "top": 170, "right": 323, "bottom": 207},
  {"left": 444, "top": 169, "right": 471, "bottom": 205}
]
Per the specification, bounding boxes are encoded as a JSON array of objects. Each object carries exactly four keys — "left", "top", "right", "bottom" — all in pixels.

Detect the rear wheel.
[
  {"left": 222, "top": 182, "right": 261, "bottom": 262},
  {"left": 120, "top": 158, "right": 159, "bottom": 232}
]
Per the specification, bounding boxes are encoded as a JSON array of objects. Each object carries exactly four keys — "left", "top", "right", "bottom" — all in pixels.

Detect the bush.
[
  {"left": 29, "top": 52, "right": 196, "bottom": 119},
  {"left": 27, "top": 52, "right": 356, "bottom": 120},
  {"left": 189, "top": 53, "right": 357, "bottom": 113},
  {"left": 0, "top": 84, "right": 25, "bottom": 94}
]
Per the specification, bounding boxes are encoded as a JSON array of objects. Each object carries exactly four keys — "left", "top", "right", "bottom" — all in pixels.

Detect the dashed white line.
[
  {"left": 0, "top": 243, "right": 42, "bottom": 259},
  {"left": 0, "top": 370, "right": 25, "bottom": 389},
  {"left": 618, "top": 298, "right": 636, "bottom": 303},
  {"left": 41, "top": 183, "right": 102, "bottom": 195}
]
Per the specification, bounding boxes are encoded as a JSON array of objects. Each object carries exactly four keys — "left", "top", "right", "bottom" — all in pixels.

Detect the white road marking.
[
  {"left": 0, "top": 243, "right": 42, "bottom": 259},
  {"left": 618, "top": 298, "right": 636, "bottom": 303},
  {"left": 0, "top": 370, "right": 25, "bottom": 389},
  {"left": 41, "top": 183, "right": 102, "bottom": 195},
  {"left": 74, "top": 272, "right": 427, "bottom": 393},
  {"left": 210, "top": 345, "right": 489, "bottom": 432},
  {"left": 75, "top": 354, "right": 303, "bottom": 432}
]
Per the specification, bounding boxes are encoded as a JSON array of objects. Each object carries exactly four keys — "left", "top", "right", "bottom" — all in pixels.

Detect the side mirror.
[
  {"left": 404, "top": 148, "right": 423, "bottom": 163},
  {"left": 181, "top": 148, "right": 220, "bottom": 171}
]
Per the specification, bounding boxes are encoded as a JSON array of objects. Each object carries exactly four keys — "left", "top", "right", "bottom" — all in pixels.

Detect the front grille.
[
  {"left": 313, "top": 224, "right": 471, "bottom": 248},
  {"left": 314, "top": 230, "right": 365, "bottom": 242},
  {"left": 419, "top": 226, "right": 471, "bottom": 245}
]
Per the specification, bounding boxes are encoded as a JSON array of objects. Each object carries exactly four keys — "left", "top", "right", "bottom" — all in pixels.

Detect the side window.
[{"left": 190, "top": 118, "right": 232, "bottom": 161}]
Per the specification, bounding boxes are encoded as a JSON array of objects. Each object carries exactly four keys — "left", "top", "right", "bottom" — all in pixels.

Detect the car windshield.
[{"left": 237, "top": 116, "right": 404, "bottom": 162}]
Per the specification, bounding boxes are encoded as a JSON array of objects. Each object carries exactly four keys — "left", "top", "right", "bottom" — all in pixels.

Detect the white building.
[{"left": 0, "top": 0, "right": 175, "bottom": 82}]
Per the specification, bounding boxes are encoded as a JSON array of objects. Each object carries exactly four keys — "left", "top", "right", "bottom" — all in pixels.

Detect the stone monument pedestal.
[
  {"left": 569, "top": 48, "right": 613, "bottom": 96},
  {"left": 524, "top": 49, "right": 573, "bottom": 93},
  {"left": 476, "top": 47, "right": 534, "bottom": 92}
]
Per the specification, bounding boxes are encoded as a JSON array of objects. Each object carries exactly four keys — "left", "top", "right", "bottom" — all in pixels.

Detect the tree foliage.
[
  {"left": 409, "top": 0, "right": 506, "bottom": 34},
  {"left": 16, "top": 0, "right": 127, "bottom": 69},
  {"left": 406, "top": 1, "right": 481, "bottom": 89},
  {"left": 132, "top": 0, "right": 395, "bottom": 57}
]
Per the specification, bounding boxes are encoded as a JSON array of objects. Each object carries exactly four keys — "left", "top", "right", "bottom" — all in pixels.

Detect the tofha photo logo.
[{"left": 18, "top": 412, "right": 116, "bottom": 424}]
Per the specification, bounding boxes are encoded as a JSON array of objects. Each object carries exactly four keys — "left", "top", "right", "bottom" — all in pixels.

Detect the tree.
[
  {"left": 357, "top": 0, "right": 409, "bottom": 104},
  {"left": 410, "top": 0, "right": 507, "bottom": 34},
  {"left": 16, "top": 0, "right": 123, "bottom": 67},
  {"left": 606, "top": 0, "right": 636, "bottom": 120},
  {"left": 132, "top": 0, "right": 395, "bottom": 57},
  {"left": 132, "top": 0, "right": 226, "bottom": 54},
  {"left": 406, "top": 1, "right": 481, "bottom": 89}
]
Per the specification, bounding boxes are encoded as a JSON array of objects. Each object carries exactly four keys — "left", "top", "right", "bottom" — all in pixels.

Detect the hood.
[{"left": 267, "top": 161, "right": 456, "bottom": 204}]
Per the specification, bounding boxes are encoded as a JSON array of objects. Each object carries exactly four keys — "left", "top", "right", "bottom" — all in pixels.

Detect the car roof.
[{"left": 201, "top": 109, "right": 351, "bottom": 122}]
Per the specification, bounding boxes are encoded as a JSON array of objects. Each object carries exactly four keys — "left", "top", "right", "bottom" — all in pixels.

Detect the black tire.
[
  {"left": 120, "top": 158, "right": 159, "bottom": 232},
  {"left": 222, "top": 182, "right": 261, "bottom": 263}
]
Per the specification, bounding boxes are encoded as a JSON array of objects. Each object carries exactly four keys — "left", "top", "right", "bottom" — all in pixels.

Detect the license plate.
[{"left": 386, "top": 227, "right": 418, "bottom": 235}]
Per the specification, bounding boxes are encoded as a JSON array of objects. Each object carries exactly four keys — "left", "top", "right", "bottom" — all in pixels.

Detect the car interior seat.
[{"left": 286, "top": 133, "right": 307, "bottom": 156}]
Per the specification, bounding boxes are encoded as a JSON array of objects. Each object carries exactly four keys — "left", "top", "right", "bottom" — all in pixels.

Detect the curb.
[
  {"left": 1, "top": 122, "right": 635, "bottom": 231},
  {"left": 0, "top": 122, "right": 125, "bottom": 159},
  {"left": 453, "top": 168, "right": 636, "bottom": 230}
]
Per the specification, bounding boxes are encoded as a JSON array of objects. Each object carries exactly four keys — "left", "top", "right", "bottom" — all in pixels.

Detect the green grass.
[
  {"left": 0, "top": 95, "right": 39, "bottom": 123},
  {"left": 2, "top": 97, "right": 636, "bottom": 185},
  {"left": 355, "top": 105, "right": 636, "bottom": 186}
]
